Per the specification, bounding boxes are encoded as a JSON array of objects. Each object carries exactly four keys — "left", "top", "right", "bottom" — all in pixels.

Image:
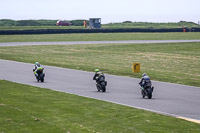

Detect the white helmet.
[
  {"left": 142, "top": 73, "right": 147, "bottom": 77},
  {"left": 35, "top": 62, "right": 40, "bottom": 67}
]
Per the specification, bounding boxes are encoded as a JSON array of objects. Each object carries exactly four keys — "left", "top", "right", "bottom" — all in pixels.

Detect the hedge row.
[{"left": 0, "top": 28, "right": 200, "bottom": 35}]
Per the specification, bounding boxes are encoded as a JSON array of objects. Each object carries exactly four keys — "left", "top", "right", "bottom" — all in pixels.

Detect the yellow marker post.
[{"left": 133, "top": 63, "right": 140, "bottom": 73}]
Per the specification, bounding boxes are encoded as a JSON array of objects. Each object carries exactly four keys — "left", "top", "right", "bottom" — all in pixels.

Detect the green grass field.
[
  {"left": 0, "top": 32, "right": 200, "bottom": 42},
  {"left": 0, "top": 32, "right": 200, "bottom": 132},
  {"left": 1, "top": 80, "right": 200, "bottom": 133},
  {"left": 0, "top": 42, "right": 200, "bottom": 87}
]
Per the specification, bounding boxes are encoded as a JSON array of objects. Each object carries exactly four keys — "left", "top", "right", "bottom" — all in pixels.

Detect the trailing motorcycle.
[
  {"left": 34, "top": 67, "right": 45, "bottom": 82},
  {"left": 139, "top": 75, "right": 154, "bottom": 99}
]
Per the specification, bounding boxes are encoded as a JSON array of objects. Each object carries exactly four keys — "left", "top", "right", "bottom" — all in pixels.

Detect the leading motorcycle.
[{"left": 34, "top": 67, "right": 45, "bottom": 82}]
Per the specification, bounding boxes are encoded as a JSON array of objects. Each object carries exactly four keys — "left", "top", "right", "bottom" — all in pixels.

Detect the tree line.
[
  {"left": 0, "top": 19, "right": 198, "bottom": 28},
  {"left": 0, "top": 19, "right": 88, "bottom": 26}
]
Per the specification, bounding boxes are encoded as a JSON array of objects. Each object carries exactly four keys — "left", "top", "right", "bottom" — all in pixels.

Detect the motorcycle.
[
  {"left": 140, "top": 84, "right": 154, "bottom": 99},
  {"left": 34, "top": 67, "right": 45, "bottom": 82},
  {"left": 95, "top": 76, "right": 107, "bottom": 92}
]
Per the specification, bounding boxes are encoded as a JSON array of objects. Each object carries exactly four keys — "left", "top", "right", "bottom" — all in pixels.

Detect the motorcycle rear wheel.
[
  {"left": 148, "top": 92, "right": 152, "bottom": 99},
  {"left": 101, "top": 82, "right": 106, "bottom": 92},
  {"left": 141, "top": 90, "right": 145, "bottom": 98},
  {"left": 36, "top": 77, "right": 39, "bottom": 82},
  {"left": 96, "top": 84, "right": 101, "bottom": 92},
  {"left": 102, "top": 87, "right": 106, "bottom": 92}
]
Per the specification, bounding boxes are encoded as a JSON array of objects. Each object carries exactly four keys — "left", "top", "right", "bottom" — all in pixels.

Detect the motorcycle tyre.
[
  {"left": 147, "top": 91, "right": 152, "bottom": 99},
  {"left": 39, "top": 74, "right": 45, "bottom": 82},
  {"left": 102, "top": 86, "right": 106, "bottom": 92},
  {"left": 141, "top": 90, "right": 145, "bottom": 98},
  {"left": 36, "top": 76, "right": 39, "bottom": 82},
  {"left": 41, "top": 77, "right": 44, "bottom": 82},
  {"left": 101, "top": 82, "right": 106, "bottom": 92},
  {"left": 96, "top": 84, "right": 101, "bottom": 92}
]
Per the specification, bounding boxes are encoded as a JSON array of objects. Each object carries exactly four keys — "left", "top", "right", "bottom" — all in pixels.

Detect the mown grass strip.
[
  {"left": 0, "top": 80, "right": 200, "bottom": 133},
  {"left": 0, "top": 42, "right": 200, "bottom": 87},
  {"left": 0, "top": 32, "right": 200, "bottom": 42}
]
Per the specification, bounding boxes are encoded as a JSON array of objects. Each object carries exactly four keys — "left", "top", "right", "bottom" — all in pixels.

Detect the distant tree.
[
  {"left": 16, "top": 20, "right": 40, "bottom": 26},
  {"left": 37, "top": 20, "right": 57, "bottom": 26},
  {"left": 70, "top": 20, "right": 89, "bottom": 26},
  {"left": 123, "top": 21, "right": 133, "bottom": 23},
  {"left": 0, "top": 19, "right": 16, "bottom": 26}
]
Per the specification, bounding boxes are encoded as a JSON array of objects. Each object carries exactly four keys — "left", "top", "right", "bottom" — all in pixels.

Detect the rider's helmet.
[
  {"left": 95, "top": 69, "right": 99, "bottom": 72},
  {"left": 142, "top": 73, "right": 147, "bottom": 77},
  {"left": 35, "top": 62, "right": 40, "bottom": 67}
]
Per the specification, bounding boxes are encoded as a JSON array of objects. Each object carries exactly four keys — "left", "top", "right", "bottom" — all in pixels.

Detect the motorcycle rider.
[
  {"left": 93, "top": 69, "right": 106, "bottom": 84},
  {"left": 139, "top": 73, "right": 152, "bottom": 89},
  {"left": 33, "top": 62, "right": 43, "bottom": 77}
]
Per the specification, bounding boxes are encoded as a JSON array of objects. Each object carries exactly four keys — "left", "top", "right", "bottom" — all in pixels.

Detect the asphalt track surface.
[
  {"left": 1, "top": 40, "right": 200, "bottom": 47},
  {"left": 0, "top": 59, "right": 200, "bottom": 123}
]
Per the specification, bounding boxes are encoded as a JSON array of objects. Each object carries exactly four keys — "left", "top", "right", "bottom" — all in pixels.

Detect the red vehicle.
[{"left": 56, "top": 20, "right": 72, "bottom": 26}]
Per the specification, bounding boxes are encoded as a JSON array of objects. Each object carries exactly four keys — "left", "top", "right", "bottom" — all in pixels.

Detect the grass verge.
[
  {"left": 0, "top": 80, "right": 200, "bottom": 133},
  {"left": 0, "top": 42, "right": 200, "bottom": 87},
  {"left": 0, "top": 32, "right": 200, "bottom": 42}
]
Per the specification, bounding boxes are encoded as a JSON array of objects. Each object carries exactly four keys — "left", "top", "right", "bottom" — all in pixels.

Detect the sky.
[{"left": 0, "top": 0, "right": 199, "bottom": 24}]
